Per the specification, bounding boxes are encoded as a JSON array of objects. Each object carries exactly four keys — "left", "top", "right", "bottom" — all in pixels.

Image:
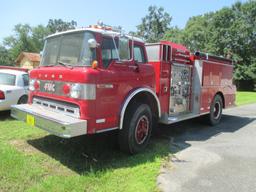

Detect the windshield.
[
  {"left": 41, "top": 31, "right": 96, "bottom": 66},
  {"left": 0, "top": 73, "right": 16, "bottom": 86}
]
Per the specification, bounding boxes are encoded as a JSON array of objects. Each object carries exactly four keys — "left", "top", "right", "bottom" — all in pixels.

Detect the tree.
[
  {"left": 166, "top": 1, "right": 256, "bottom": 82},
  {"left": 47, "top": 19, "right": 77, "bottom": 34},
  {"left": 3, "top": 24, "right": 36, "bottom": 62},
  {"left": 0, "top": 45, "right": 12, "bottom": 65},
  {"left": 31, "top": 25, "right": 50, "bottom": 52},
  {"left": 137, "top": 6, "right": 172, "bottom": 43},
  {"left": 163, "top": 26, "right": 184, "bottom": 44}
]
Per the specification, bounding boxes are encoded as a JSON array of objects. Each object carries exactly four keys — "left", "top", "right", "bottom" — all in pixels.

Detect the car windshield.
[
  {"left": 40, "top": 31, "right": 96, "bottom": 67},
  {"left": 0, "top": 73, "right": 16, "bottom": 86}
]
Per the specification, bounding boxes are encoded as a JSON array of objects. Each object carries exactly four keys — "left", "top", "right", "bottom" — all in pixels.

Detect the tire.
[
  {"left": 17, "top": 95, "right": 28, "bottom": 104},
  {"left": 118, "top": 103, "right": 152, "bottom": 154},
  {"left": 208, "top": 94, "right": 223, "bottom": 125}
]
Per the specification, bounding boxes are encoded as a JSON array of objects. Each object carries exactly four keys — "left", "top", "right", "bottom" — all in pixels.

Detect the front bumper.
[{"left": 11, "top": 104, "right": 87, "bottom": 138}]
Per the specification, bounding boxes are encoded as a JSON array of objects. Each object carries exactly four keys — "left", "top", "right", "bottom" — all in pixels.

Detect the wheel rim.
[
  {"left": 135, "top": 115, "right": 149, "bottom": 145},
  {"left": 213, "top": 101, "right": 221, "bottom": 119}
]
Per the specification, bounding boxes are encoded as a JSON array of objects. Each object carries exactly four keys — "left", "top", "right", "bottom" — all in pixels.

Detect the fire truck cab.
[{"left": 11, "top": 24, "right": 236, "bottom": 154}]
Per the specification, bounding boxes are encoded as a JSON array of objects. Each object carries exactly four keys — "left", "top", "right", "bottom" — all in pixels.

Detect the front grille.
[{"left": 33, "top": 97, "right": 80, "bottom": 118}]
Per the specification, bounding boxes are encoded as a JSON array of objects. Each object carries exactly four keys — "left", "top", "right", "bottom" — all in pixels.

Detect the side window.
[
  {"left": 162, "top": 45, "right": 171, "bottom": 62},
  {"left": 102, "top": 38, "right": 119, "bottom": 68},
  {"left": 134, "top": 46, "right": 146, "bottom": 63},
  {"left": 146, "top": 45, "right": 160, "bottom": 61},
  {"left": 22, "top": 74, "right": 29, "bottom": 86},
  {"left": 119, "top": 37, "right": 130, "bottom": 60}
]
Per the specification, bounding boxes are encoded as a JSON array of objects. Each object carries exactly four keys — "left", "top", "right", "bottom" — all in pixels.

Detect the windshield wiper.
[
  {"left": 43, "top": 64, "right": 55, "bottom": 67},
  {"left": 57, "top": 61, "right": 73, "bottom": 69}
]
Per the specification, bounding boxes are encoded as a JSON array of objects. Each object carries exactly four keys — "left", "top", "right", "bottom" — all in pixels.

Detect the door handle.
[{"left": 128, "top": 65, "right": 139, "bottom": 72}]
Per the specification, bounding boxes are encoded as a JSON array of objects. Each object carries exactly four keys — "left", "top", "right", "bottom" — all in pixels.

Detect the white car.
[{"left": 0, "top": 69, "right": 29, "bottom": 111}]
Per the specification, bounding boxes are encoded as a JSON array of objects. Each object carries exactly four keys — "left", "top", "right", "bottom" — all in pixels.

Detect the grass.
[
  {"left": 236, "top": 91, "right": 256, "bottom": 106},
  {"left": 0, "top": 91, "right": 255, "bottom": 192},
  {"left": 0, "top": 112, "right": 169, "bottom": 192}
]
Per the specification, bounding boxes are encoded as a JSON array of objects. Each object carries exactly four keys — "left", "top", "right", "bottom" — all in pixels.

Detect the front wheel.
[
  {"left": 118, "top": 103, "right": 152, "bottom": 154},
  {"left": 208, "top": 94, "right": 223, "bottom": 125}
]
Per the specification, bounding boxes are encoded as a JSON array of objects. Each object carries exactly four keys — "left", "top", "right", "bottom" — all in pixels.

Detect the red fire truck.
[{"left": 11, "top": 24, "right": 236, "bottom": 154}]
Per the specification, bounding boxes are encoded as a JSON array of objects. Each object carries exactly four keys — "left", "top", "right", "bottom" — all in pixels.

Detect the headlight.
[
  {"left": 29, "top": 79, "right": 40, "bottom": 91},
  {"left": 70, "top": 84, "right": 82, "bottom": 99},
  {"left": 29, "top": 79, "right": 35, "bottom": 91}
]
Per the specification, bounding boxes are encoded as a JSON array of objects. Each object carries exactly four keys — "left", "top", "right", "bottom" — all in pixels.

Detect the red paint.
[{"left": 26, "top": 27, "right": 235, "bottom": 135}]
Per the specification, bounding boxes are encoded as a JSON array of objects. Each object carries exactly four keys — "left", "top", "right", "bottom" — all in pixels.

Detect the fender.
[{"left": 119, "top": 87, "right": 161, "bottom": 129}]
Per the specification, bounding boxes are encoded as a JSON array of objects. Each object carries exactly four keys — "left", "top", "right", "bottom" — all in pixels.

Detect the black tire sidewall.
[
  {"left": 18, "top": 95, "right": 28, "bottom": 104},
  {"left": 121, "top": 104, "right": 152, "bottom": 154},
  {"left": 209, "top": 95, "right": 223, "bottom": 125}
]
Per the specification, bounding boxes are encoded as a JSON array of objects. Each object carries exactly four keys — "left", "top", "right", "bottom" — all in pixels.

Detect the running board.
[{"left": 159, "top": 112, "right": 205, "bottom": 125}]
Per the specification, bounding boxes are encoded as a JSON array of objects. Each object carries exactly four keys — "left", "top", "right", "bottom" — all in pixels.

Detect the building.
[{"left": 15, "top": 52, "right": 40, "bottom": 70}]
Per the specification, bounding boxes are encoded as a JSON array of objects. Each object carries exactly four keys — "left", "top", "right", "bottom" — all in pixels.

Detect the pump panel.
[{"left": 169, "top": 63, "right": 192, "bottom": 115}]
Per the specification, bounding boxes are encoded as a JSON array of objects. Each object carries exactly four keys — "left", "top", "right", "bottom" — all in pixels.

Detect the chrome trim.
[
  {"left": 96, "top": 118, "right": 106, "bottom": 124},
  {"left": 32, "top": 79, "right": 96, "bottom": 100},
  {"left": 160, "top": 112, "right": 209, "bottom": 125},
  {"left": 11, "top": 104, "right": 87, "bottom": 138},
  {"left": 96, "top": 84, "right": 114, "bottom": 89},
  {"left": 173, "top": 62, "right": 193, "bottom": 68},
  {"left": 95, "top": 127, "right": 119, "bottom": 133},
  {"left": 33, "top": 97, "right": 80, "bottom": 118},
  {"left": 46, "top": 28, "right": 144, "bottom": 43},
  {"left": 119, "top": 88, "right": 161, "bottom": 130},
  {"left": 200, "top": 60, "right": 234, "bottom": 67}
]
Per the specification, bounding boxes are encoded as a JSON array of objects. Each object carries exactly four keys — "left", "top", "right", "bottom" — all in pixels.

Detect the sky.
[{"left": 0, "top": 0, "right": 248, "bottom": 43}]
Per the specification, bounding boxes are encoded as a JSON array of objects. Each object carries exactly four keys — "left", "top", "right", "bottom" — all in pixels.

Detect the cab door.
[
  {"left": 95, "top": 37, "right": 142, "bottom": 131},
  {"left": 159, "top": 44, "right": 171, "bottom": 113}
]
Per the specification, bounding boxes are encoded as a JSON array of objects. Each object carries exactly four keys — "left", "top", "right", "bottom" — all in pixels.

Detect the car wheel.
[{"left": 18, "top": 95, "right": 28, "bottom": 104}]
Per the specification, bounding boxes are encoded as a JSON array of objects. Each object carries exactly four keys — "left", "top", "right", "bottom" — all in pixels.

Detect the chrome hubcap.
[
  {"left": 213, "top": 101, "right": 221, "bottom": 119},
  {"left": 135, "top": 115, "right": 149, "bottom": 145}
]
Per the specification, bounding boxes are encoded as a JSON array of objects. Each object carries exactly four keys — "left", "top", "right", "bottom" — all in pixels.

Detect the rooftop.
[{"left": 15, "top": 52, "right": 41, "bottom": 63}]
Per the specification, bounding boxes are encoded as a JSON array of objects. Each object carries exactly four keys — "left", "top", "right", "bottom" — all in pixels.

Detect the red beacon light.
[
  {"left": 62, "top": 84, "right": 70, "bottom": 95},
  {"left": 34, "top": 80, "right": 40, "bottom": 90}
]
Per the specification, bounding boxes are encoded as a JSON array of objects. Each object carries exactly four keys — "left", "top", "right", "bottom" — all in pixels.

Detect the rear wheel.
[
  {"left": 208, "top": 94, "right": 223, "bottom": 125},
  {"left": 17, "top": 95, "right": 28, "bottom": 104},
  {"left": 118, "top": 103, "right": 152, "bottom": 154}
]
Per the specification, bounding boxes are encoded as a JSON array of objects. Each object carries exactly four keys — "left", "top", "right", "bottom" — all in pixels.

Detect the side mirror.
[{"left": 88, "top": 39, "right": 99, "bottom": 49}]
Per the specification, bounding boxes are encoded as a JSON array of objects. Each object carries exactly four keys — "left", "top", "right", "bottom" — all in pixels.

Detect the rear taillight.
[{"left": 0, "top": 90, "right": 5, "bottom": 100}]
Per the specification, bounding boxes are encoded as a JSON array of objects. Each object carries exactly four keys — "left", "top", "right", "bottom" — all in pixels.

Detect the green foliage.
[
  {"left": 3, "top": 24, "right": 39, "bottom": 62},
  {"left": 164, "top": 1, "right": 256, "bottom": 81},
  {"left": 0, "top": 113, "right": 169, "bottom": 192},
  {"left": 31, "top": 25, "right": 51, "bottom": 52},
  {"left": 47, "top": 19, "right": 77, "bottom": 34},
  {"left": 0, "top": 45, "right": 13, "bottom": 65},
  {"left": 236, "top": 91, "right": 256, "bottom": 106},
  {"left": 137, "top": 6, "right": 172, "bottom": 43},
  {"left": 163, "top": 27, "right": 184, "bottom": 44}
]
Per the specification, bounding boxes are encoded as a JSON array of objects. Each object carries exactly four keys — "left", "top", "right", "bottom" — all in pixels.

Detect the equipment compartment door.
[{"left": 169, "top": 63, "right": 192, "bottom": 115}]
